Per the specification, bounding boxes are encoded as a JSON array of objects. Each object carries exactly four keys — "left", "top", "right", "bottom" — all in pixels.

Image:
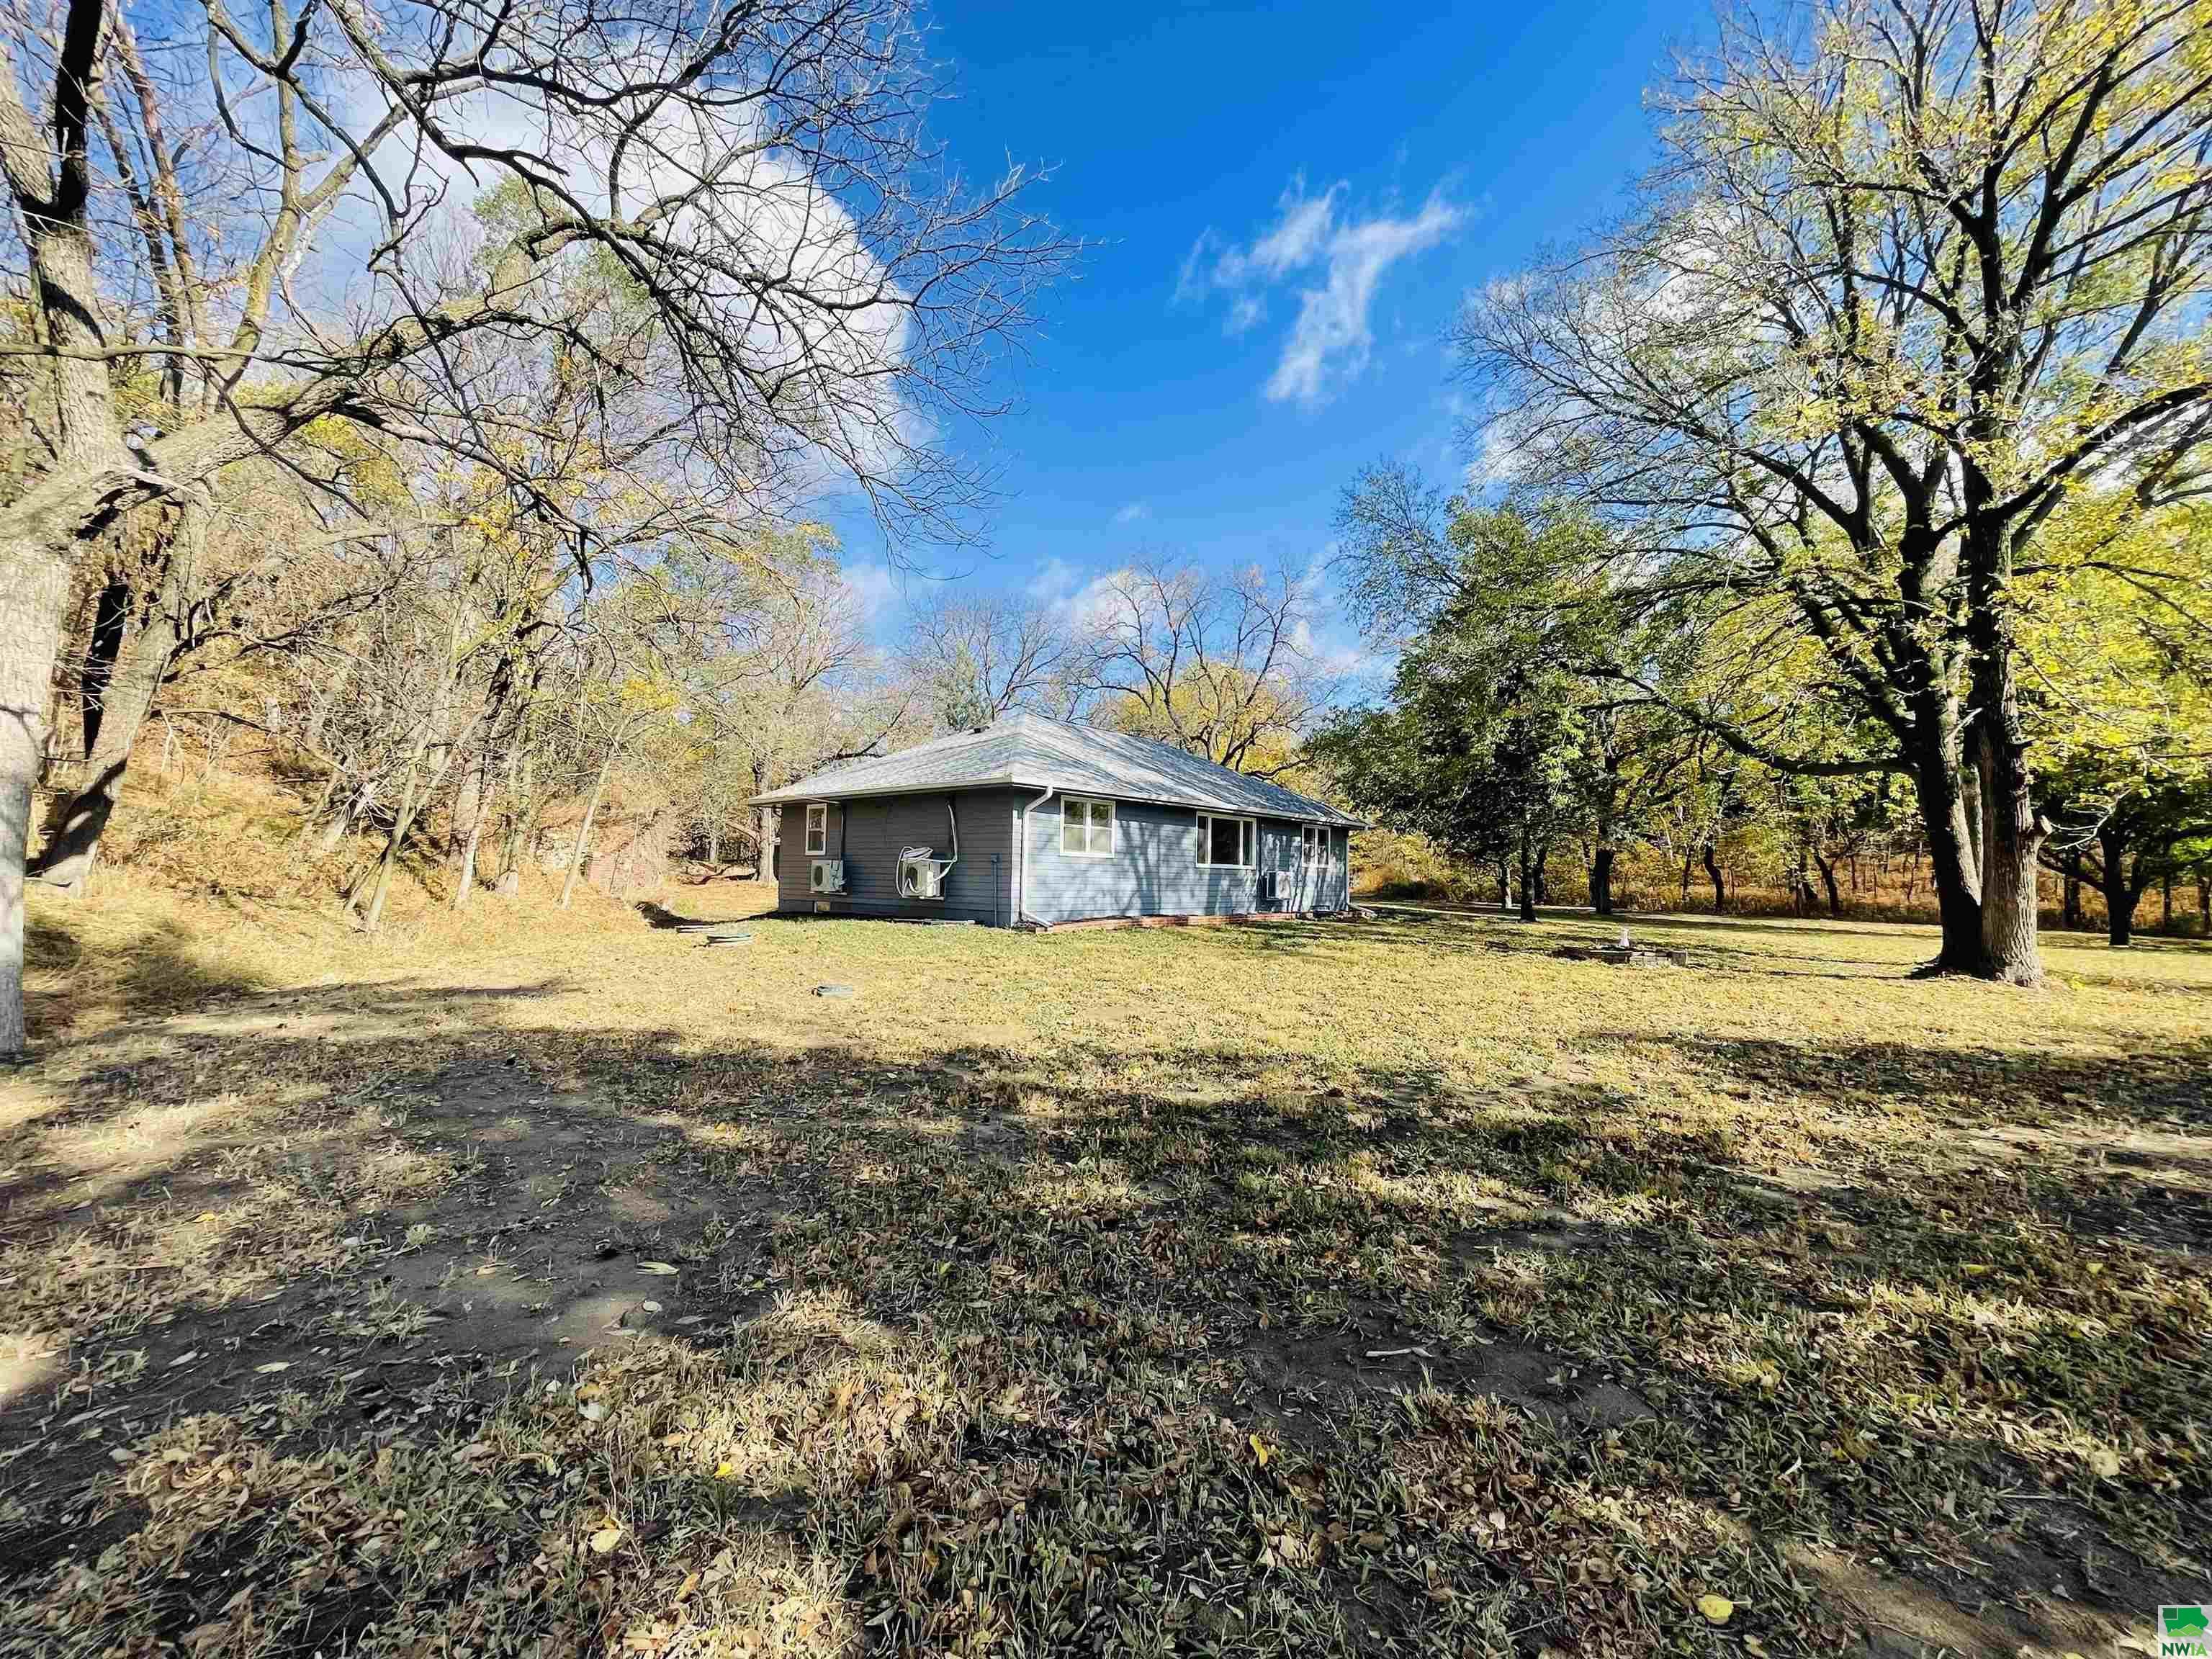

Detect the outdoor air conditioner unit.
[
  {"left": 897, "top": 846, "right": 951, "bottom": 900},
  {"left": 809, "top": 859, "right": 845, "bottom": 895}
]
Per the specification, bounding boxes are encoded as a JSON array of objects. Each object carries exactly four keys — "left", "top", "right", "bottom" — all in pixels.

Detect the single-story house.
[{"left": 747, "top": 713, "right": 1364, "bottom": 928}]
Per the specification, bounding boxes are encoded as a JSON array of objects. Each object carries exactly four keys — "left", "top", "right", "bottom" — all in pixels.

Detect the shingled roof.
[{"left": 749, "top": 713, "right": 1364, "bottom": 827}]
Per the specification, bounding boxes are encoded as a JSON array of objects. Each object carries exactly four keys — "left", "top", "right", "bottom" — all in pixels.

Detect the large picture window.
[
  {"left": 804, "top": 803, "right": 827, "bottom": 856},
  {"left": 1198, "top": 812, "right": 1254, "bottom": 868},
  {"left": 1061, "top": 796, "right": 1114, "bottom": 857}
]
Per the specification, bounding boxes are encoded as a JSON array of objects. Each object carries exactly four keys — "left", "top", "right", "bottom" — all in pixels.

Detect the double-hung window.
[
  {"left": 1061, "top": 796, "right": 1114, "bottom": 857},
  {"left": 1197, "top": 812, "right": 1254, "bottom": 868},
  {"left": 1300, "top": 824, "right": 1321, "bottom": 866},
  {"left": 804, "top": 803, "right": 827, "bottom": 856}
]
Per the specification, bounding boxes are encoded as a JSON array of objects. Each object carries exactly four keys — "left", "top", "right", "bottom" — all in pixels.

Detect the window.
[
  {"left": 1197, "top": 812, "right": 1254, "bottom": 868},
  {"left": 1300, "top": 824, "right": 1321, "bottom": 866},
  {"left": 804, "top": 803, "right": 827, "bottom": 856},
  {"left": 1061, "top": 796, "right": 1114, "bottom": 857}
]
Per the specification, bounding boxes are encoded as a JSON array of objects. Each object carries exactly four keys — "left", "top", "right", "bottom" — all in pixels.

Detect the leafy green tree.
[
  {"left": 1336, "top": 495, "right": 1707, "bottom": 914},
  {"left": 1449, "top": 0, "right": 2212, "bottom": 982},
  {"left": 1315, "top": 595, "right": 1587, "bottom": 922}
]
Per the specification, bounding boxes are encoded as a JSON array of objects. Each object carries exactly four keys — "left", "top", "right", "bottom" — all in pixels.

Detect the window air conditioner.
[{"left": 809, "top": 859, "right": 844, "bottom": 894}]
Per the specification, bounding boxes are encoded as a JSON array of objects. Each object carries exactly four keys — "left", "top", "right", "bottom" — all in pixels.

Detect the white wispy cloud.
[
  {"left": 1112, "top": 500, "right": 1149, "bottom": 525},
  {"left": 1177, "top": 175, "right": 1467, "bottom": 406},
  {"left": 841, "top": 561, "right": 899, "bottom": 624},
  {"left": 1025, "top": 555, "right": 1084, "bottom": 601}
]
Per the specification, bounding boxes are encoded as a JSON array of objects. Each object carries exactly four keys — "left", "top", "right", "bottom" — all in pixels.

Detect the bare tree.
[
  {"left": 0, "top": 0, "right": 1068, "bottom": 1049},
  {"left": 1074, "top": 558, "right": 1326, "bottom": 776},
  {"left": 897, "top": 590, "right": 1076, "bottom": 729}
]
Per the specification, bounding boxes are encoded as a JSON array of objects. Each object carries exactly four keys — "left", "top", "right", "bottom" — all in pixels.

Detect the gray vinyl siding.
[
  {"left": 774, "top": 789, "right": 1017, "bottom": 925},
  {"left": 1017, "top": 797, "right": 1349, "bottom": 926}
]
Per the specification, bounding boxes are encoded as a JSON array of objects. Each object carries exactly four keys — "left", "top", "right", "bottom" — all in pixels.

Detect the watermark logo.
[{"left": 2160, "top": 1606, "right": 2211, "bottom": 1658}]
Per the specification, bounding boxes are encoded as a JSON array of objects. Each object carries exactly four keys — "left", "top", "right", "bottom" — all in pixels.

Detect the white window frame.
[
  {"left": 1300, "top": 824, "right": 1321, "bottom": 866},
  {"left": 1197, "top": 811, "right": 1255, "bottom": 868},
  {"left": 804, "top": 802, "right": 828, "bottom": 857},
  {"left": 1060, "top": 795, "right": 1115, "bottom": 858}
]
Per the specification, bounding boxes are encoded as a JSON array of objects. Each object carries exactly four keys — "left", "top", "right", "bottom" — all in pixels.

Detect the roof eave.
[
  {"left": 750, "top": 775, "right": 1366, "bottom": 827},
  {"left": 745, "top": 775, "right": 1021, "bottom": 808}
]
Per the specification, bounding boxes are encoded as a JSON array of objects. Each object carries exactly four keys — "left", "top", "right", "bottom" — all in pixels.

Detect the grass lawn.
[{"left": 2, "top": 886, "right": 2208, "bottom": 1658}]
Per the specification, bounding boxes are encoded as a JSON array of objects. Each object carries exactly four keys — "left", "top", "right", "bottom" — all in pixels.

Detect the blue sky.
[{"left": 832, "top": 0, "right": 1699, "bottom": 674}]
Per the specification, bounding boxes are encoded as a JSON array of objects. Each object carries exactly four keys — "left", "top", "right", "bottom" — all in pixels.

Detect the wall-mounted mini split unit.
[{"left": 809, "top": 859, "right": 845, "bottom": 894}]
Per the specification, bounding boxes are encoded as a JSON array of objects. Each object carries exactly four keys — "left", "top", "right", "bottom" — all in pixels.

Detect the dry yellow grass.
[{"left": 2, "top": 878, "right": 2207, "bottom": 1658}]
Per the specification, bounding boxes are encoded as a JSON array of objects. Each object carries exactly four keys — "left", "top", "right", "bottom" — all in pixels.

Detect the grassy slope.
[{"left": 2, "top": 882, "right": 2207, "bottom": 1658}]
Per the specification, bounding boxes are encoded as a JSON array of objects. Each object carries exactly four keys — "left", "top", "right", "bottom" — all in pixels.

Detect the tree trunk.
[
  {"left": 452, "top": 747, "right": 491, "bottom": 909},
  {"left": 1590, "top": 845, "right": 1614, "bottom": 917},
  {"left": 0, "top": 536, "right": 75, "bottom": 1056},
  {"left": 1905, "top": 742, "right": 1987, "bottom": 974},
  {"left": 2105, "top": 876, "right": 2138, "bottom": 948},
  {"left": 1814, "top": 851, "right": 1842, "bottom": 916},
  {"left": 1532, "top": 843, "right": 1549, "bottom": 908},
  {"left": 561, "top": 747, "right": 618, "bottom": 909},
  {"left": 1498, "top": 858, "right": 1511, "bottom": 914},
  {"left": 350, "top": 747, "right": 424, "bottom": 933},
  {"left": 1970, "top": 722, "right": 2045, "bottom": 984},
  {"left": 30, "top": 497, "right": 207, "bottom": 895},
  {"left": 1679, "top": 844, "right": 1694, "bottom": 909},
  {"left": 2100, "top": 829, "right": 2136, "bottom": 948},
  {"left": 1702, "top": 842, "right": 1725, "bottom": 914},
  {"left": 1516, "top": 824, "right": 1537, "bottom": 923},
  {"left": 2062, "top": 854, "right": 2082, "bottom": 930},
  {"left": 2161, "top": 867, "right": 2172, "bottom": 932},
  {"left": 0, "top": 96, "right": 152, "bottom": 1051},
  {"left": 2199, "top": 865, "right": 2210, "bottom": 936},
  {"left": 706, "top": 824, "right": 719, "bottom": 868}
]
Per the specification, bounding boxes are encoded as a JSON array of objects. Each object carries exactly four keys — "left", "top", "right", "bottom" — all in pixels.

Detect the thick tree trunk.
[
  {"left": 2062, "top": 854, "right": 2082, "bottom": 930},
  {"left": 0, "top": 165, "right": 141, "bottom": 1051},
  {"left": 757, "top": 805, "right": 779, "bottom": 884},
  {"left": 1957, "top": 490, "right": 2046, "bottom": 984},
  {"left": 2105, "top": 878, "right": 2137, "bottom": 948},
  {"left": 1969, "top": 717, "right": 2044, "bottom": 984},
  {"left": 1516, "top": 826, "right": 1537, "bottom": 923},
  {"left": 706, "top": 824, "right": 719, "bottom": 868},
  {"left": 1702, "top": 842, "right": 1725, "bottom": 914},
  {"left": 2100, "top": 830, "right": 2136, "bottom": 947},
  {"left": 1590, "top": 845, "right": 1614, "bottom": 917},
  {"left": 1905, "top": 744, "right": 1986, "bottom": 974},
  {"left": 1498, "top": 858, "right": 1512, "bottom": 914},
  {"left": 0, "top": 538, "right": 74, "bottom": 1056}
]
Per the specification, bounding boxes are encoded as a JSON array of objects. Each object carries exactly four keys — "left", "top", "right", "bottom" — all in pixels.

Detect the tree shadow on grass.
[{"left": 2, "top": 975, "right": 2203, "bottom": 1658}]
